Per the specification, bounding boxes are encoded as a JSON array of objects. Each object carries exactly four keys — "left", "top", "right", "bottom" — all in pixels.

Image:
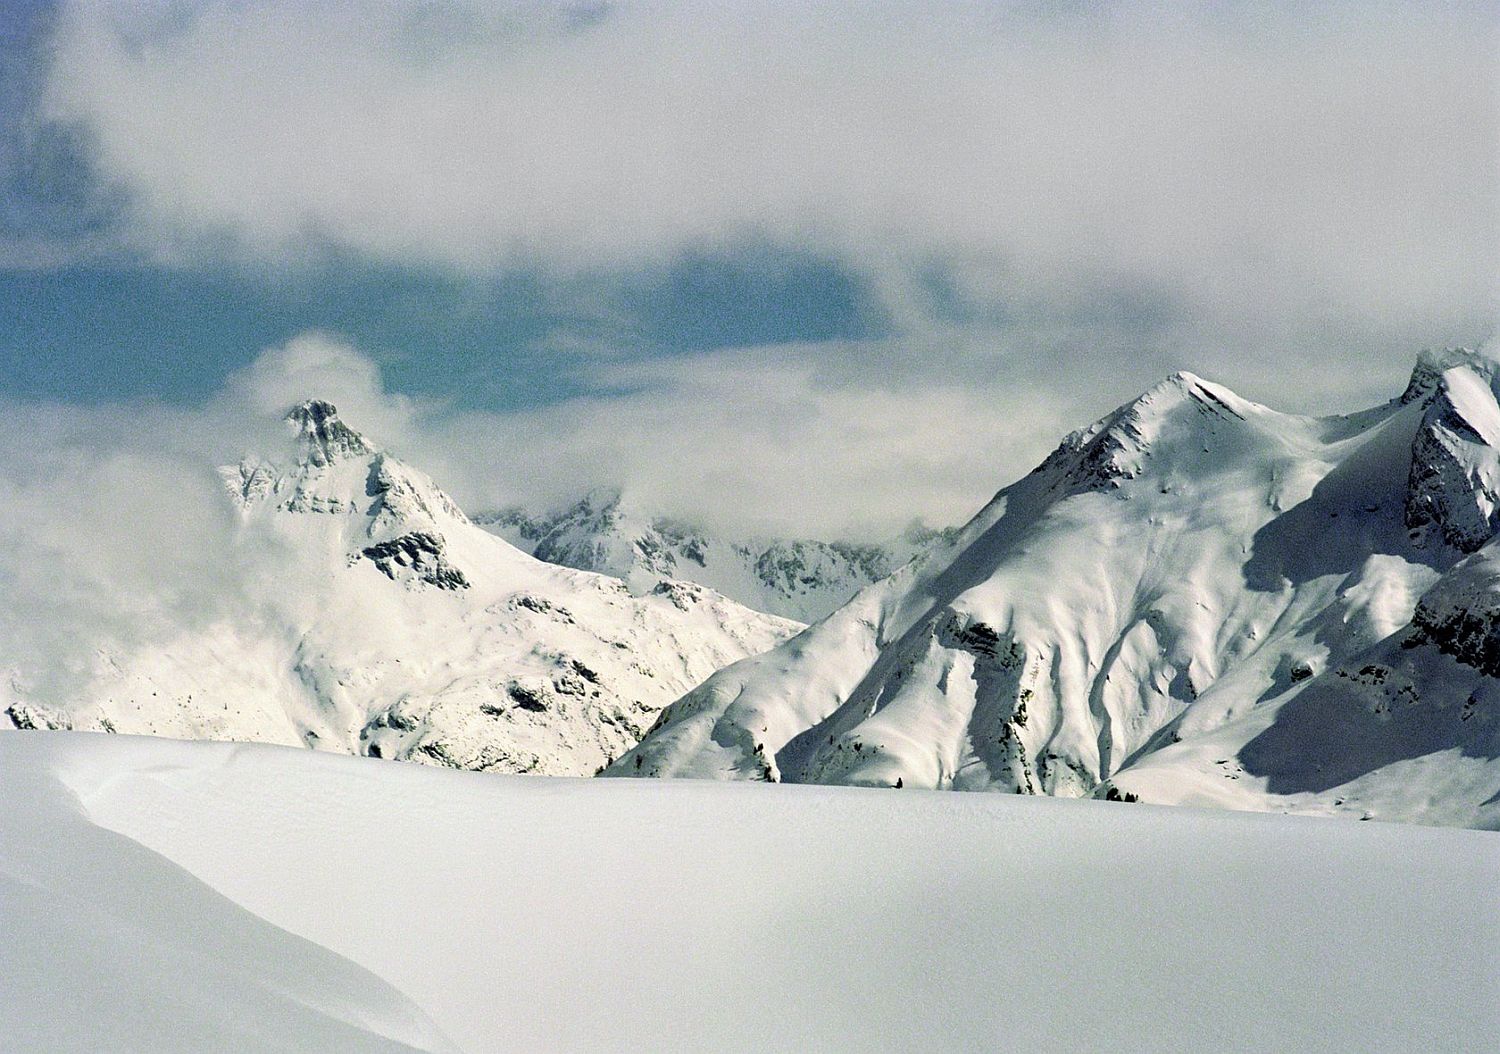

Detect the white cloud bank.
[
  {"left": 10, "top": 2, "right": 1497, "bottom": 567},
  {"left": 40, "top": 1, "right": 1498, "bottom": 353}
]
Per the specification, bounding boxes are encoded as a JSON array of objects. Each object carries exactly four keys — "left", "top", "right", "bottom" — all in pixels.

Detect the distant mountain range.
[
  {"left": 6, "top": 350, "right": 1499, "bottom": 827},
  {"left": 478, "top": 492, "right": 951, "bottom": 623}
]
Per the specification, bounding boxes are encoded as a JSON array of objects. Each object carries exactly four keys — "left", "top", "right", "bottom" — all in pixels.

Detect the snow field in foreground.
[{"left": 6, "top": 731, "right": 1498, "bottom": 1053}]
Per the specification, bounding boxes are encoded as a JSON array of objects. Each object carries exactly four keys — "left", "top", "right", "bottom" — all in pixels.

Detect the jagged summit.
[
  {"left": 1132, "top": 369, "right": 1262, "bottom": 415},
  {"left": 16, "top": 399, "right": 798, "bottom": 778},
  {"left": 14, "top": 346, "right": 1500, "bottom": 826},
  {"left": 1035, "top": 368, "right": 1270, "bottom": 493},
  {"left": 284, "top": 399, "right": 374, "bottom": 468},
  {"left": 574, "top": 484, "right": 627, "bottom": 510},
  {"left": 1400, "top": 346, "right": 1492, "bottom": 406},
  {"left": 480, "top": 491, "right": 949, "bottom": 622},
  {"left": 227, "top": 402, "right": 481, "bottom": 587},
  {"left": 1403, "top": 349, "right": 1500, "bottom": 554}
]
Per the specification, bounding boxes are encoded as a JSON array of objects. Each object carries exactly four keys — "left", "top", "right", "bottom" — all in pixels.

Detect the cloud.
[
  {"left": 222, "top": 330, "right": 421, "bottom": 438},
  {"left": 33, "top": 2, "right": 1499, "bottom": 350},
  {"left": 8, "top": 5, "right": 1494, "bottom": 712},
  {"left": 0, "top": 331, "right": 1069, "bottom": 664},
  {"left": 5, "top": 3, "right": 1497, "bottom": 574},
  {"left": 0, "top": 394, "right": 241, "bottom": 706},
  {"left": 425, "top": 338, "right": 1084, "bottom": 536},
  {"left": 222, "top": 327, "right": 1427, "bottom": 541},
  {"left": 0, "top": 332, "right": 416, "bottom": 707}
]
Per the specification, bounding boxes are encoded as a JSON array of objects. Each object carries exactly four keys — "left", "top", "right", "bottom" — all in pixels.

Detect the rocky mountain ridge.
[{"left": 480, "top": 490, "right": 951, "bottom": 623}]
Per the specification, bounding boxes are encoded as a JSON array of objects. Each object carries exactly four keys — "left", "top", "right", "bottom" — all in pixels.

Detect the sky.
[{"left": 1, "top": 0, "right": 1496, "bottom": 538}]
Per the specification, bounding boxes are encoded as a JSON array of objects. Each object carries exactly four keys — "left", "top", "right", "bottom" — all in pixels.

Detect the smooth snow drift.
[
  {"left": 5, "top": 732, "right": 1497, "bottom": 1053},
  {"left": 0, "top": 735, "right": 452, "bottom": 1054},
  {"left": 613, "top": 350, "right": 1500, "bottom": 829}
]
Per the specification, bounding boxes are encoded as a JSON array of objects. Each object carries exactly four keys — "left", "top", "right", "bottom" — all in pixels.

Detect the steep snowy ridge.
[
  {"left": 7, "top": 353, "right": 1500, "bottom": 826},
  {"left": 1039, "top": 370, "right": 1259, "bottom": 490},
  {"left": 611, "top": 349, "right": 1500, "bottom": 828},
  {"left": 5, "top": 402, "right": 798, "bottom": 776},
  {"left": 480, "top": 489, "right": 948, "bottom": 622},
  {"left": 1404, "top": 353, "right": 1500, "bottom": 552}
]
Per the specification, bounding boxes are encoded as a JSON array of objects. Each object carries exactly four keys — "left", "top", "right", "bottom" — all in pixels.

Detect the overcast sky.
[{"left": 1, "top": 0, "right": 1496, "bottom": 537}]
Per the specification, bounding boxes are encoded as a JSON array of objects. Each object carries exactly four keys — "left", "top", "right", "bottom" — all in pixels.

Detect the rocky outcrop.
[
  {"left": 9, "top": 400, "right": 798, "bottom": 778},
  {"left": 285, "top": 399, "right": 374, "bottom": 467},
  {"left": 359, "top": 532, "right": 470, "bottom": 590},
  {"left": 1403, "top": 356, "right": 1500, "bottom": 553}
]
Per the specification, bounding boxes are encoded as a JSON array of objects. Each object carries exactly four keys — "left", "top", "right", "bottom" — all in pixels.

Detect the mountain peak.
[
  {"left": 1041, "top": 369, "right": 1257, "bottom": 491},
  {"left": 573, "top": 485, "right": 627, "bottom": 515},
  {"left": 1403, "top": 348, "right": 1500, "bottom": 553},
  {"left": 1163, "top": 369, "right": 1204, "bottom": 387},
  {"left": 1094, "top": 370, "right": 1256, "bottom": 430},
  {"left": 285, "top": 400, "right": 374, "bottom": 468},
  {"left": 1161, "top": 370, "right": 1254, "bottom": 415},
  {"left": 1400, "top": 347, "right": 1491, "bottom": 406}
]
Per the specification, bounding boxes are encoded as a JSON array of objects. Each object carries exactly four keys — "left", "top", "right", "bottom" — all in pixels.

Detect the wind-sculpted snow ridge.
[
  {"left": 4, "top": 402, "right": 798, "bottom": 776},
  {"left": 479, "top": 488, "right": 951, "bottom": 622},
  {"left": 0, "top": 735, "right": 455, "bottom": 1053},
  {"left": 610, "top": 350, "right": 1500, "bottom": 828}
]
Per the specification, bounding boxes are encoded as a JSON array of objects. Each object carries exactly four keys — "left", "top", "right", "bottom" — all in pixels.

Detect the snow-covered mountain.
[
  {"left": 3, "top": 401, "right": 797, "bottom": 775},
  {"left": 479, "top": 490, "right": 950, "bottom": 623},
  {"left": 609, "top": 349, "right": 1500, "bottom": 828}
]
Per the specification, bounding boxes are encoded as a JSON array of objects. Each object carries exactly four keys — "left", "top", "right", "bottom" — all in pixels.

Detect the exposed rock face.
[
  {"left": 224, "top": 459, "right": 277, "bottom": 507},
  {"left": 4, "top": 701, "right": 70, "bottom": 731},
  {"left": 610, "top": 349, "right": 1500, "bottom": 828},
  {"left": 1405, "top": 543, "right": 1500, "bottom": 676},
  {"left": 285, "top": 399, "right": 374, "bottom": 467},
  {"left": 1403, "top": 353, "right": 1500, "bottom": 553},
  {"left": 360, "top": 532, "right": 470, "bottom": 591},
  {"left": 365, "top": 455, "right": 470, "bottom": 530}
]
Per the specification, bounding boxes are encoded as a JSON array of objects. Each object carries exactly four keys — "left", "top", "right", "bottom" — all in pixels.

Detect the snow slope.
[
  {"left": 1117, "top": 535, "right": 1500, "bottom": 825},
  {"left": 3, "top": 401, "right": 796, "bottom": 776},
  {"left": 480, "top": 488, "right": 949, "bottom": 622},
  {"left": 611, "top": 350, "right": 1500, "bottom": 828},
  {"left": 6, "top": 731, "right": 1496, "bottom": 1053},
  {"left": 0, "top": 735, "right": 452, "bottom": 1053}
]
